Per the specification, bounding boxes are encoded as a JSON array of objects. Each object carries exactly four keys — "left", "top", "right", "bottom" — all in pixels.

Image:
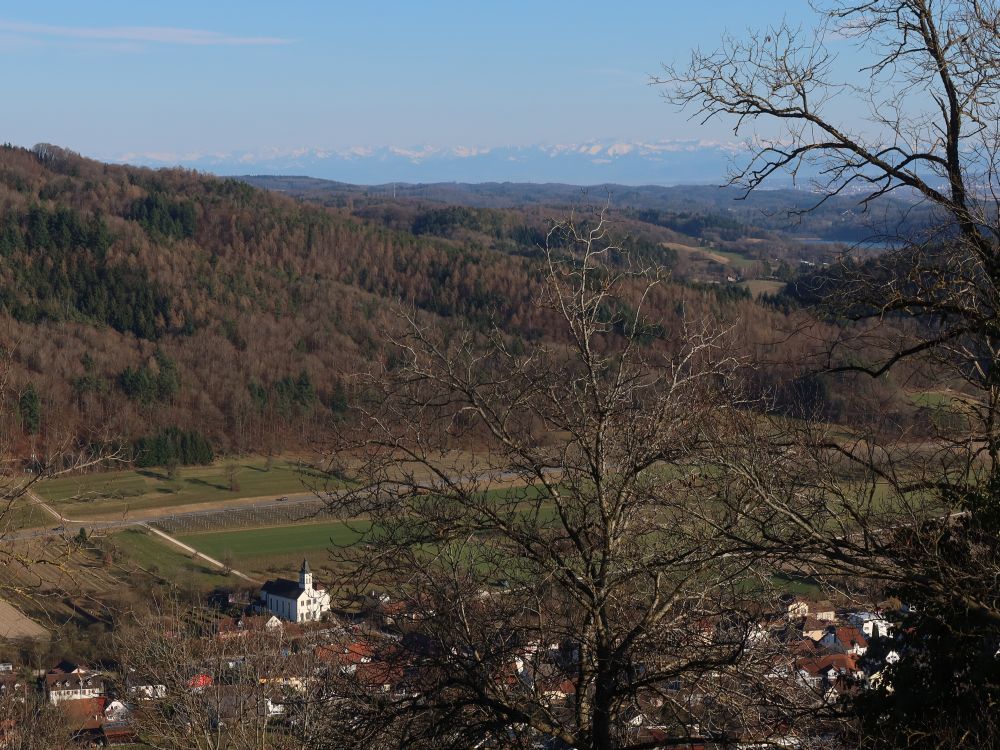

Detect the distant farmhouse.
[{"left": 260, "top": 560, "right": 331, "bottom": 623}]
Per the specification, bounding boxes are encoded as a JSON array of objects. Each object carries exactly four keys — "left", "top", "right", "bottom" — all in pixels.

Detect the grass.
[
  {"left": 739, "top": 279, "right": 786, "bottom": 297},
  {"left": 770, "top": 573, "right": 824, "bottom": 596},
  {"left": 6, "top": 501, "right": 52, "bottom": 530},
  {"left": 144, "top": 475, "right": 928, "bottom": 596},
  {"left": 735, "top": 573, "right": 825, "bottom": 598},
  {"left": 909, "top": 390, "right": 957, "bottom": 409},
  {"left": 35, "top": 458, "right": 340, "bottom": 518},
  {"left": 177, "top": 520, "right": 369, "bottom": 569},
  {"left": 171, "top": 485, "right": 555, "bottom": 576},
  {"left": 664, "top": 241, "right": 757, "bottom": 270},
  {"left": 708, "top": 247, "right": 756, "bottom": 268},
  {"left": 111, "top": 528, "right": 229, "bottom": 589}
]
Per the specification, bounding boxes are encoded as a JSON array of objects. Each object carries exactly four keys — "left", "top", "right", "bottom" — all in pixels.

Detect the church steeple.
[{"left": 299, "top": 559, "right": 312, "bottom": 590}]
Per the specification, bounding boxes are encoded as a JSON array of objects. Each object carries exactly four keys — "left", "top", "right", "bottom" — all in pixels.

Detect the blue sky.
[{"left": 3, "top": 1, "right": 826, "bottom": 162}]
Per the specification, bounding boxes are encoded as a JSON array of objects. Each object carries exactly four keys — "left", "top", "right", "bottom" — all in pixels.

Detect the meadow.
[
  {"left": 8, "top": 501, "right": 52, "bottom": 531},
  {"left": 663, "top": 241, "right": 756, "bottom": 270},
  {"left": 176, "top": 520, "right": 369, "bottom": 565},
  {"left": 739, "top": 279, "right": 786, "bottom": 297},
  {"left": 161, "top": 484, "right": 554, "bottom": 579},
  {"left": 908, "top": 390, "right": 961, "bottom": 409},
  {"left": 111, "top": 527, "right": 231, "bottom": 588},
  {"left": 36, "top": 459, "right": 339, "bottom": 519}
]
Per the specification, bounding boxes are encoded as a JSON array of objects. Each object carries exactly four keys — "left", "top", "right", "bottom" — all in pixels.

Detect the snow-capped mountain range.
[{"left": 108, "top": 140, "right": 753, "bottom": 185}]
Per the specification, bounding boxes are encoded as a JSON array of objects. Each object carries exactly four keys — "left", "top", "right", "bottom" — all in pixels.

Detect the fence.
[{"left": 150, "top": 497, "right": 337, "bottom": 534}]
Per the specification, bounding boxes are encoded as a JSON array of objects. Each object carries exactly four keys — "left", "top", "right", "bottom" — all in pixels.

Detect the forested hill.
[
  {"left": 0, "top": 145, "right": 898, "bottom": 462},
  {"left": 241, "top": 175, "right": 933, "bottom": 243}
]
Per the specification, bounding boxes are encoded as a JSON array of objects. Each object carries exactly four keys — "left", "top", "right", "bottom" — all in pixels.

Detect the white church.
[{"left": 260, "top": 560, "right": 331, "bottom": 623}]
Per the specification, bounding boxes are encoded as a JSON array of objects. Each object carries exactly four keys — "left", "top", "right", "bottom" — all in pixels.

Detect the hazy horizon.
[{"left": 4, "top": 0, "right": 868, "bottom": 184}]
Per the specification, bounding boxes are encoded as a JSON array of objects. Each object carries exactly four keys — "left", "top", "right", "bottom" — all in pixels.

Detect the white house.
[
  {"left": 781, "top": 595, "right": 810, "bottom": 619},
  {"left": 44, "top": 661, "right": 104, "bottom": 705},
  {"left": 0, "top": 663, "right": 25, "bottom": 701},
  {"left": 125, "top": 666, "right": 167, "bottom": 700},
  {"left": 260, "top": 560, "right": 330, "bottom": 623},
  {"left": 810, "top": 600, "right": 836, "bottom": 621},
  {"left": 104, "top": 698, "right": 130, "bottom": 723},
  {"left": 848, "top": 611, "right": 893, "bottom": 639}
]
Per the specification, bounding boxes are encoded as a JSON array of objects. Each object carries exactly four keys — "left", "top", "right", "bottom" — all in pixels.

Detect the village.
[{"left": 0, "top": 554, "right": 905, "bottom": 748}]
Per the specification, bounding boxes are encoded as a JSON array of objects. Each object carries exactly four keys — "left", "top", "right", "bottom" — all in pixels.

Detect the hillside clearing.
[{"left": 739, "top": 279, "right": 785, "bottom": 297}]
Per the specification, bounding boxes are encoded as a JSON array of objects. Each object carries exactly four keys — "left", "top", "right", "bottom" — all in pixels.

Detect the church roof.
[{"left": 261, "top": 578, "right": 304, "bottom": 598}]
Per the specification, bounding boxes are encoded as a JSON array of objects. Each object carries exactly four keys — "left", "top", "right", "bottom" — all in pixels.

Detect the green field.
[
  {"left": 666, "top": 242, "right": 756, "bottom": 269},
  {"left": 118, "top": 475, "right": 904, "bottom": 594},
  {"left": 36, "top": 459, "right": 340, "bottom": 518},
  {"left": 171, "top": 486, "right": 555, "bottom": 575},
  {"left": 112, "top": 528, "right": 229, "bottom": 588},
  {"left": 176, "top": 520, "right": 369, "bottom": 571},
  {"left": 177, "top": 520, "right": 368, "bottom": 558},
  {"left": 770, "top": 573, "right": 824, "bottom": 596}
]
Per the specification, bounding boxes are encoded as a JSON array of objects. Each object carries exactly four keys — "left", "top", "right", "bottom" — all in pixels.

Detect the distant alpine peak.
[
  {"left": 114, "top": 139, "right": 746, "bottom": 164},
  {"left": 108, "top": 139, "right": 751, "bottom": 185}
]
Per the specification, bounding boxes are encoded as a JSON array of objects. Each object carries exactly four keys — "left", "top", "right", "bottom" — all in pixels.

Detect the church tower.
[{"left": 299, "top": 559, "right": 312, "bottom": 591}]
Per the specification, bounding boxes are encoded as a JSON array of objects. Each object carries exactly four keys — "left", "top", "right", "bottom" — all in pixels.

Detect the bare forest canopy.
[
  {"left": 240, "top": 174, "right": 942, "bottom": 243},
  {"left": 0, "top": 144, "right": 937, "bottom": 464}
]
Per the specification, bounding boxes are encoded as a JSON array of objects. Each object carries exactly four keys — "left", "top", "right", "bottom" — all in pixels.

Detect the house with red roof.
[
  {"left": 314, "top": 640, "right": 375, "bottom": 674},
  {"left": 795, "top": 653, "right": 862, "bottom": 688},
  {"left": 821, "top": 626, "right": 869, "bottom": 656}
]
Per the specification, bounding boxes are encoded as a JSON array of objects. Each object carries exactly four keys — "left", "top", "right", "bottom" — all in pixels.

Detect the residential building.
[
  {"left": 821, "top": 626, "right": 869, "bottom": 656},
  {"left": 44, "top": 661, "right": 104, "bottom": 705},
  {"left": 848, "top": 611, "right": 893, "bottom": 639}
]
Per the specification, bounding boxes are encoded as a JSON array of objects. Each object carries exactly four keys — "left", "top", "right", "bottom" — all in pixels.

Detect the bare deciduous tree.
[
  {"left": 664, "top": 2, "right": 1000, "bottom": 746},
  {"left": 0, "top": 343, "right": 124, "bottom": 599},
  {"left": 662, "top": 0, "right": 1000, "bottom": 459},
  {"left": 0, "top": 680, "right": 73, "bottom": 749},
  {"left": 318, "top": 217, "right": 816, "bottom": 749}
]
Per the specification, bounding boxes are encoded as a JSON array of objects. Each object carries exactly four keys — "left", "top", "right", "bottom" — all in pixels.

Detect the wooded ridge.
[{"left": 0, "top": 144, "right": 924, "bottom": 462}]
